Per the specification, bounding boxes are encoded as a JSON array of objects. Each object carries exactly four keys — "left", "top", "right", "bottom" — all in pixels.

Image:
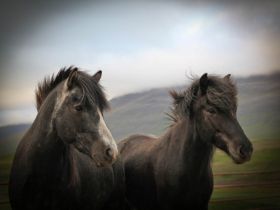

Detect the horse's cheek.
[{"left": 55, "top": 114, "right": 76, "bottom": 142}]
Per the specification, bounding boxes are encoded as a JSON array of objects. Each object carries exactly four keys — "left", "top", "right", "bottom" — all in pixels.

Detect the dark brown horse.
[
  {"left": 9, "top": 67, "right": 125, "bottom": 210},
  {"left": 119, "top": 73, "right": 253, "bottom": 210}
]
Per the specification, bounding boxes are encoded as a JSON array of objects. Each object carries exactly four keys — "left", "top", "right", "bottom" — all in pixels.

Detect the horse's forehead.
[
  {"left": 206, "top": 88, "right": 237, "bottom": 111},
  {"left": 53, "top": 82, "right": 70, "bottom": 109},
  {"left": 220, "top": 98, "right": 236, "bottom": 112},
  {"left": 69, "top": 86, "right": 83, "bottom": 95},
  {"left": 53, "top": 81, "right": 78, "bottom": 109}
]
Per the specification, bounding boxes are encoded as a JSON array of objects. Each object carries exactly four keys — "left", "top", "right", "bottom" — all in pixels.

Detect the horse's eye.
[
  {"left": 72, "top": 95, "right": 81, "bottom": 102},
  {"left": 75, "top": 105, "right": 83, "bottom": 112},
  {"left": 207, "top": 107, "right": 217, "bottom": 114}
]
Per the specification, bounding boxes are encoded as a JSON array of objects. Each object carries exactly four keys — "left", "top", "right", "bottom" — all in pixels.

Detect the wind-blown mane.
[
  {"left": 35, "top": 66, "right": 109, "bottom": 112},
  {"left": 35, "top": 67, "right": 72, "bottom": 110},
  {"left": 168, "top": 75, "right": 237, "bottom": 123}
]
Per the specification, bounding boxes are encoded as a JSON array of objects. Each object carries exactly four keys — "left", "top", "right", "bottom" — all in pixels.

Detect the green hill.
[{"left": 0, "top": 124, "right": 29, "bottom": 156}]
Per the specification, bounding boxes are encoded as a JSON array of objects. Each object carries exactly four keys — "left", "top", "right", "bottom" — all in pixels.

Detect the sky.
[{"left": 0, "top": 0, "right": 280, "bottom": 126}]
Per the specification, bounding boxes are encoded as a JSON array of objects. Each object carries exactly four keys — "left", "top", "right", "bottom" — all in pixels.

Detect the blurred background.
[{"left": 0, "top": 1, "right": 280, "bottom": 209}]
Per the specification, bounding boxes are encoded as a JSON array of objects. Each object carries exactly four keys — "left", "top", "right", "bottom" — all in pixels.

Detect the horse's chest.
[
  {"left": 79, "top": 168, "right": 114, "bottom": 198},
  {"left": 158, "top": 172, "right": 213, "bottom": 209},
  {"left": 28, "top": 159, "right": 115, "bottom": 209},
  {"left": 75, "top": 161, "right": 115, "bottom": 207}
]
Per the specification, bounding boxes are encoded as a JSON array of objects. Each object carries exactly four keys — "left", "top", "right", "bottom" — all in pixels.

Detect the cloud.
[
  {"left": 0, "top": 106, "right": 36, "bottom": 126},
  {"left": 0, "top": 0, "right": 280, "bottom": 125}
]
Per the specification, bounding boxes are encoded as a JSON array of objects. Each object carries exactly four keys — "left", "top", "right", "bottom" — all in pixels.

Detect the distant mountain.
[
  {"left": 105, "top": 73, "right": 280, "bottom": 141},
  {"left": 0, "top": 124, "right": 30, "bottom": 156},
  {"left": 0, "top": 124, "right": 30, "bottom": 139},
  {"left": 234, "top": 72, "right": 280, "bottom": 140},
  {"left": 0, "top": 73, "right": 279, "bottom": 157}
]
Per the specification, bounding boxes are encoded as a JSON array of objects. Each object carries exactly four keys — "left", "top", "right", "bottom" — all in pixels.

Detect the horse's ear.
[
  {"left": 224, "top": 74, "right": 231, "bottom": 81},
  {"left": 199, "top": 73, "right": 208, "bottom": 95},
  {"left": 92, "top": 70, "right": 102, "bottom": 83},
  {"left": 67, "top": 68, "right": 78, "bottom": 89}
]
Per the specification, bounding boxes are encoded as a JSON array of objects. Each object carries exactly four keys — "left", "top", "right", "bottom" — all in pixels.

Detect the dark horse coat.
[
  {"left": 9, "top": 67, "right": 125, "bottom": 210},
  {"left": 119, "top": 74, "right": 253, "bottom": 210}
]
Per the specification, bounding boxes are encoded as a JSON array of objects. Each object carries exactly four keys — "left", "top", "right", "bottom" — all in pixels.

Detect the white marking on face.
[
  {"left": 97, "top": 109, "right": 118, "bottom": 153},
  {"left": 55, "top": 81, "right": 69, "bottom": 110},
  {"left": 49, "top": 80, "right": 70, "bottom": 131}
]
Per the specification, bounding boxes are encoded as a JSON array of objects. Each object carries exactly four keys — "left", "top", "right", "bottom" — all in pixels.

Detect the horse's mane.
[
  {"left": 35, "top": 67, "right": 72, "bottom": 110},
  {"left": 168, "top": 75, "right": 237, "bottom": 123},
  {"left": 35, "top": 66, "right": 109, "bottom": 112}
]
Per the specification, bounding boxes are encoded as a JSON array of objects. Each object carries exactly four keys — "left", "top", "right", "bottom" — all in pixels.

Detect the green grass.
[
  {"left": 0, "top": 155, "right": 12, "bottom": 210},
  {"left": 210, "top": 139, "right": 280, "bottom": 210},
  {"left": 1, "top": 139, "right": 280, "bottom": 210},
  {"left": 213, "top": 139, "right": 280, "bottom": 172},
  {"left": 0, "top": 155, "right": 13, "bottom": 210},
  {"left": 0, "top": 155, "right": 13, "bottom": 182},
  {"left": 209, "top": 197, "right": 280, "bottom": 210}
]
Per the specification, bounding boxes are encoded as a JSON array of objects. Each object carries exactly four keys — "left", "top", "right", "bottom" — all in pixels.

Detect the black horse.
[
  {"left": 119, "top": 73, "right": 253, "bottom": 210},
  {"left": 9, "top": 67, "right": 125, "bottom": 210}
]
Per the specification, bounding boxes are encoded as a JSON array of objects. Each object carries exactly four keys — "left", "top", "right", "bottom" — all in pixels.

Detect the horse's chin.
[
  {"left": 228, "top": 142, "right": 252, "bottom": 164},
  {"left": 228, "top": 145, "right": 252, "bottom": 164},
  {"left": 89, "top": 154, "right": 115, "bottom": 168},
  {"left": 92, "top": 158, "right": 109, "bottom": 167},
  {"left": 73, "top": 147, "right": 115, "bottom": 168},
  {"left": 229, "top": 152, "right": 251, "bottom": 164}
]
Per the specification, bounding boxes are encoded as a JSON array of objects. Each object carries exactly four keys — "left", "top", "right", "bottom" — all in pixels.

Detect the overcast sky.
[{"left": 0, "top": 0, "right": 280, "bottom": 125}]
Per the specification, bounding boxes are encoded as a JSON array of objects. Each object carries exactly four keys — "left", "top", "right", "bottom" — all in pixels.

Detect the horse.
[
  {"left": 9, "top": 67, "right": 125, "bottom": 210},
  {"left": 118, "top": 73, "right": 253, "bottom": 210}
]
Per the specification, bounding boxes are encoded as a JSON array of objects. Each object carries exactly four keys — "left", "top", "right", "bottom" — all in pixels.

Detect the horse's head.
[
  {"left": 195, "top": 73, "right": 253, "bottom": 164},
  {"left": 53, "top": 68, "right": 118, "bottom": 167},
  {"left": 171, "top": 73, "right": 253, "bottom": 164}
]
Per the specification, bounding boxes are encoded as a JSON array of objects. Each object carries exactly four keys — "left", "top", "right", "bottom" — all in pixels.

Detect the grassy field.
[
  {"left": 0, "top": 139, "right": 280, "bottom": 210},
  {"left": 1, "top": 74, "right": 279, "bottom": 209},
  {"left": 209, "top": 139, "right": 280, "bottom": 210}
]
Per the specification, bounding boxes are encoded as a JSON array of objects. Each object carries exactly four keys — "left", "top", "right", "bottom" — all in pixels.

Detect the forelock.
[
  {"left": 206, "top": 76, "right": 237, "bottom": 112},
  {"left": 167, "top": 74, "right": 237, "bottom": 123},
  {"left": 35, "top": 67, "right": 109, "bottom": 113},
  {"left": 75, "top": 72, "right": 109, "bottom": 112}
]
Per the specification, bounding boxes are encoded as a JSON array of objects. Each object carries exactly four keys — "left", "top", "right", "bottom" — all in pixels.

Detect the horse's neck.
[
  {"left": 30, "top": 112, "right": 65, "bottom": 170},
  {"left": 28, "top": 89, "right": 74, "bottom": 179},
  {"left": 162, "top": 118, "right": 213, "bottom": 178},
  {"left": 30, "top": 88, "right": 58, "bottom": 136},
  {"left": 28, "top": 124, "right": 78, "bottom": 187}
]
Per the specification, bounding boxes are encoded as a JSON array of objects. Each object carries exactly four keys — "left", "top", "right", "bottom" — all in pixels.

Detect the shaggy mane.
[
  {"left": 35, "top": 67, "right": 73, "bottom": 110},
  {"left": 168, "top": 74, "right": 237, "bottom": 123},
  {"left": 35, "top": 66, "right": 109, "bottom": 112}
]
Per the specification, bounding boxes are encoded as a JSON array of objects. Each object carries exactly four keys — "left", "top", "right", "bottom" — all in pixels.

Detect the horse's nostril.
[
  {"left": 105, "top": 148, "right": 114, "bottom": 160},
  {"left": 239, "top": 145, "right": 247, "bottom": 158}
]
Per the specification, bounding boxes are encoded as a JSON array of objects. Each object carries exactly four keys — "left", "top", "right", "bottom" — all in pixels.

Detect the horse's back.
[
  {"left": 119, "top": 134, "right": 157, "bottom": 154},
  {"left": 118, "top": 134, "right": 158, "bottom": 169}
]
